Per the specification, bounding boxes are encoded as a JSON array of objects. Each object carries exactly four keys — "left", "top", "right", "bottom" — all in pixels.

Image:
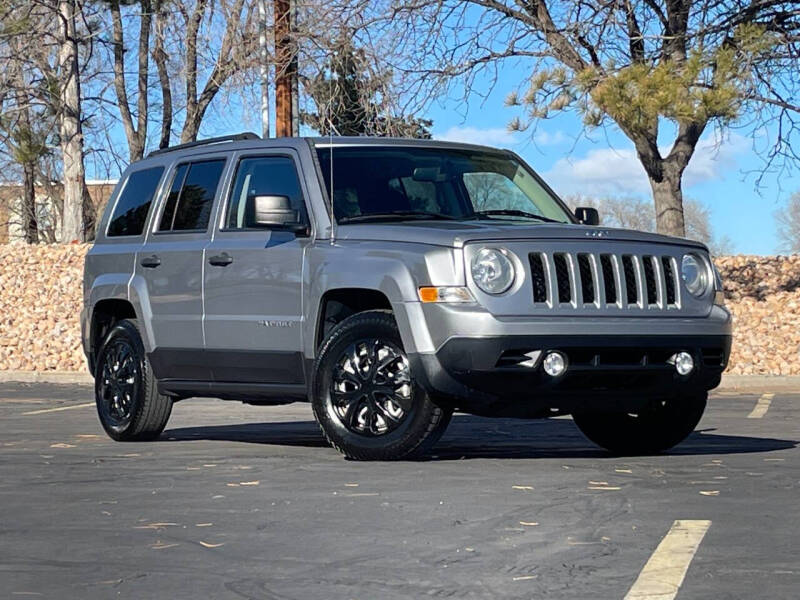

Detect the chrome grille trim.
[{"left": 528, "top": 250, "right": 682, "bottom": 312}]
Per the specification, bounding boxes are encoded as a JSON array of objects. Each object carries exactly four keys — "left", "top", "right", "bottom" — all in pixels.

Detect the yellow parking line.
[
  {"left": 22, "top": 402, "right": 95, "bottom": 416},
  {"left": 747, "top": 393, "right": 774, "bottom": 419},
  {"left": 624, "top": 519, "right": 711, "bottom": 600}
]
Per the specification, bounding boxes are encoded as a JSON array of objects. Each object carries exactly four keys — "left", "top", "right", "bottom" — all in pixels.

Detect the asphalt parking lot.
[{"left": 1, "top": 383, "right": 798, "bottom": 599}]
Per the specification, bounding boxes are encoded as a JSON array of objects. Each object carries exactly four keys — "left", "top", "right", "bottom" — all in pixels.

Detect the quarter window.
[
  {"left": 225, "top": 156, "right": 306, "bottom": 229},
  {"left": 107, "top": 167, "right": 164, "bottom": 237},
  {"left": 158, "top": 160, "right": 226, "bottom": 232}
]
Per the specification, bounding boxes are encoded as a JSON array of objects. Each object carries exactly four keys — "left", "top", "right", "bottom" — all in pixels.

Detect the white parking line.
[
  {"left": 22, "top": 402, "right": 95, "bottom": 416},
  {"left": 747, "top": 393, "right": 774, "bottom": 419},
  {"left": 624, "top": 519, "right": 711, "bottom": 600}
]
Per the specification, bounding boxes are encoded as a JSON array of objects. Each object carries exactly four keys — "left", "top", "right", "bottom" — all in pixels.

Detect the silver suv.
[{"left": 82, "top": 134, "right": 732, "bottom": 460}]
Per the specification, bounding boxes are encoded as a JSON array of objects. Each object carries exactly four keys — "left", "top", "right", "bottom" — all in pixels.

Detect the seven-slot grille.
[{"left": 528, "top": 251, "right": 680, "bottom": 310}]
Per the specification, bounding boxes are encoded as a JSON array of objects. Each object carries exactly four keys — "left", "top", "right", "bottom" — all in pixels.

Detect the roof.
[{"left": 140, "top": 133, "right": 508, "bottom": 163}]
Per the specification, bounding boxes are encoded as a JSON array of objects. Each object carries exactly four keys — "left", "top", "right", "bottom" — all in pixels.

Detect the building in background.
[{"left": 0, "top": 180, "right": 116, "bottom": 243}]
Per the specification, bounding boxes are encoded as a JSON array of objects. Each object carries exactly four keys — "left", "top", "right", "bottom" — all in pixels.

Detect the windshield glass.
[{"left": 316, "top": 146, "right": 573, "bottom": 224}]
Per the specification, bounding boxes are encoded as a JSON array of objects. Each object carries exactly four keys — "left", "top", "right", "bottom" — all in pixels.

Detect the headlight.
[
  {"left": 471, "top": 248, "right": 515, "bottom": 294},
  {"left": 681, "top": 253, "right": 709, "bottom": 297}
]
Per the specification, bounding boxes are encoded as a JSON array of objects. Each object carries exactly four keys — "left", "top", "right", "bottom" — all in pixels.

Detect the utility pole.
[
  {"left": 258, "top": 0, "right": 270, "bottom": 138},
  {"left": 274, "top": 0, "right": 296, "bottom": 137}
]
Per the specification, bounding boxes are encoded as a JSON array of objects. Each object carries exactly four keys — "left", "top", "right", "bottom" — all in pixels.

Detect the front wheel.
[
  {"left": 94, "top": 318, "right": 172, "bottom": 441},
  {"left": 572, "top": 393, "right": 707, "bottom": 455},
  {"left": 311, "top": 310, "right": 452, "bottom": 460}
]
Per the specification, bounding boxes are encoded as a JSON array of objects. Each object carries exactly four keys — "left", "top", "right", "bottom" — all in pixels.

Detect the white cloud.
[
  {"left": 682, "top": 134, "right": 749, "bottom": 187},
  {"left": 544, "top": 133, "right": 749, "bottom": 197},
  {"left": 533, "top": 129, "right": 567, "bottom": 146},
  {"left": 434, "top": 126, "right": 518, "bottom": 147}
]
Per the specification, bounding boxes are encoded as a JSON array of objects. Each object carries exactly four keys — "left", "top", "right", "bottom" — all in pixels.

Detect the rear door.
[
  {"left": 202, "top": 150, "right": 311, "bottom": 384},
  {"left": 136, "top": 156, "right": 228, "bottom": 380}
]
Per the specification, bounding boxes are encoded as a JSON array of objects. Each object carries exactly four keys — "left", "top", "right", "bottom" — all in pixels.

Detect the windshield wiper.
[
  {"left": 471, "top": 209, "right": 559, "bottom": 223},
  {"left": 338, "top": 211, "right": 460, "bottom": 224}
]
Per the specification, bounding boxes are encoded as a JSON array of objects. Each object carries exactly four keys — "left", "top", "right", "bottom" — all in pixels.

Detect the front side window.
[
  {"left": 316, "top": 146, "right": 572, "bottom": 224},
  {"left": 225, "top": 156, "right": 306, "bottom": 229},
  {"left": 158, "top": 159, "right": 225, "bottom": 232},
  {"left": 107, "top": 167, "right": 164, "bottom": 237}
]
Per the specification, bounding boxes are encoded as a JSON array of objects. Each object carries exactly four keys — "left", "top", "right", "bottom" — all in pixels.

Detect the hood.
[{"left": 334, "top": 220, "right": 707, "bottom": 250}]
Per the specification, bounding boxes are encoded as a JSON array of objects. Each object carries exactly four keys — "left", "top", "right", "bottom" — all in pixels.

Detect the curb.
[
  {"left": 0, "top": 371, "right": 93, "bottom": 384},
  {"left": 716, "top": 375, "right": 800, "bottom": 393},
  {"left": 0, "top": 371, "right": 797, "bottom": 393}
]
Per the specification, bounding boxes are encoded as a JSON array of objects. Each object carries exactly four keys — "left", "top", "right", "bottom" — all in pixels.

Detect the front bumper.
[{"left": 410, "top": 333, "right": 730, "bottom": 415}]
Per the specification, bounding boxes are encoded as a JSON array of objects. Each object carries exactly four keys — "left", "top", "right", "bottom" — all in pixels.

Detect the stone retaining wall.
[{"left": 0, "top": 244, "right": 797, "bottom": 375}]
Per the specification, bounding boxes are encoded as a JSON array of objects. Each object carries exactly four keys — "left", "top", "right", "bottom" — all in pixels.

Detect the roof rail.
[{"left": 147, "top": 132, "right": 261, "bottom": 158}]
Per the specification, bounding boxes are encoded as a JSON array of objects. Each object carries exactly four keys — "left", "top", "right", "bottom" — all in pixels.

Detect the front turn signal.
[{"left": 418, "top": 286, "right": 474, "bottom": 303}]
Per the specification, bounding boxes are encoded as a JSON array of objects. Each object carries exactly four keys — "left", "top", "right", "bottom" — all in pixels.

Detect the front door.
[
  {"left": 137, "top": 157, "right": 227, "bottom": 380},
  {"left": 203, "top": 151, "right": 310, "bottom": 384}
]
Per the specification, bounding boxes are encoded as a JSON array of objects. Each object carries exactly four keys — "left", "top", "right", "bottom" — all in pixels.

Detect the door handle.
[
  {"left": 140, "top": 255, "right": 161, "bottom": 268},
  {"left": 208, "top": 253, "right": 233, "bottom": 267}
]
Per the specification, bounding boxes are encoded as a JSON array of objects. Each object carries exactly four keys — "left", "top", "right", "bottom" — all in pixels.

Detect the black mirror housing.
[{"left": 575, "top": 206, "right": 599, "bottom": 226}]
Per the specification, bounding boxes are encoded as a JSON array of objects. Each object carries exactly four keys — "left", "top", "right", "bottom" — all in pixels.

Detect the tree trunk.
[
  {"left": 179, "top": 0, "right": 245, "bottom": 143},
  {"left": 22, "top": 162, "right": 38, "bottom": 244},
  {"left": 153, "top": 0, "right": 172, "bottom": 149},
  {"left": 82, "top": 181, "right": 96, "bottom": 241},
  {"left": 58, "top": 0, "right": 85, "bottom": 243},
  {"left": 649, "top": 163, "right": 686, "bottom": 237},
  {"left": 110, "top": 0, "right": 151, "bottom": 162}
]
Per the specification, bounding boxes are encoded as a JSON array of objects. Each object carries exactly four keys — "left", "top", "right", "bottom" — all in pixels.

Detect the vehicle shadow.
[{"left": 160, "top": 414, "right": 798, "bottom": 460}]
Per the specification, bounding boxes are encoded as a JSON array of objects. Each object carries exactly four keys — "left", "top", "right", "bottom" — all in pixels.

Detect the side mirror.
[
  {"left": 574, "top": 206, "right": 599, "bottom": 226},
  {"left": 251, "top": 195, "right": 306, "bottom": 233}
]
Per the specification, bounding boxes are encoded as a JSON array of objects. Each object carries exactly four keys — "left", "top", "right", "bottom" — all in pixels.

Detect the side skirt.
[{"left": 157, "top": 380, "right": 308, "bottom": 404}]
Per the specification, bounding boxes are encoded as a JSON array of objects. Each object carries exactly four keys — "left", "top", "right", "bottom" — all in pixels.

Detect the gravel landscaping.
[{"left": 0, "top": 244, "right": 797, "bottom": 374}]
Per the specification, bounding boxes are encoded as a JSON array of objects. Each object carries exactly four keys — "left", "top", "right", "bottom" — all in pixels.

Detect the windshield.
[{"left": 316, "top": 146, "right": 573, "bottom": 224}]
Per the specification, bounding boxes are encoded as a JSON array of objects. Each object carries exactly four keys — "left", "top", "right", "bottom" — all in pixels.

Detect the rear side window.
[
  {"left": 158, "top": 160, "right": 226, "bottom": 232},
  {"left": 107, "top": 167, "right": 164, "bottom": 237}
]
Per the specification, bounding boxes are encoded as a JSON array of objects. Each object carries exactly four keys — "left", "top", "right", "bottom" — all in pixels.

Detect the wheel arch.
[
  {"left": 314, "top": 288, "right": 393, "bottom": 351},
  {"left": 88, "top": 298, "right": 138, "bottom": 375}
]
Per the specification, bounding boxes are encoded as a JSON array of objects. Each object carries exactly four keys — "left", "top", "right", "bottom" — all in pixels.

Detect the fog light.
[
  {"left": 542, "top": 351, "right": 567, "bottom": 377},
  {"left": 669, "top": 351, "right": 695, "bottom": 376}
]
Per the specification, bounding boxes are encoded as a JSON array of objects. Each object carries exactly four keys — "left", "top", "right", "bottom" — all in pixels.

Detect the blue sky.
[
  {"left": 426, "top": 69, "right": 798, "bottom": 255},
  {"left": 88, "top": 49, "right": 796, "bottom": 255}
]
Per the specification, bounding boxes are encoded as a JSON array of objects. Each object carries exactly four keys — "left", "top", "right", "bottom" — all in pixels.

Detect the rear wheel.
[
  {"left": 311, "top": 310, "right": 452, "bottom": 460},
  {"left": 572, "top": 393, "right": 707, "bottom": 455},
  {"left": 94, "top": 318, "right": 172, "bottom": 441}
]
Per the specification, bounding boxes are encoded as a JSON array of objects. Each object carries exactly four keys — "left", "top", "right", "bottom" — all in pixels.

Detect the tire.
[
  {"left": 572, "top": 393, "right": 707, "bottom": 455},
  {"left": 311, "top": 310, "right": 452, "bottom": 460},
  {"left": 94, "top": 318, "right": 172, "bottom": 441}
]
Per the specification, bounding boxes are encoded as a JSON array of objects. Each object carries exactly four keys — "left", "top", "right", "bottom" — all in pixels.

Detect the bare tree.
[
  {"left": 387, "top": 0, "right": 800, "bottom": 237},
  {"left": 179, "top": 0, "right": 258, "bottom": 142},
  {"left": 108, "top": 0, "right": 153, "bottom": 162},
  {"left": 566, "top": 194, "right": 732, "bottom": 254},
  {"left": 775, "top": 191, "right": 800, "bottom": 254},
  {"left": 151, "top": 0, "right": 172, "bottom": 149},
  {"left": 57, "top": 0, "right": 86, "bottom": 243}
]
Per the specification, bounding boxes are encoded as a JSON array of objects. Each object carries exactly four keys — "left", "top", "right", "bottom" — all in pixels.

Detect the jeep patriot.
[{"left": 82, "top": 133, "right": 732, "bottom": 460}]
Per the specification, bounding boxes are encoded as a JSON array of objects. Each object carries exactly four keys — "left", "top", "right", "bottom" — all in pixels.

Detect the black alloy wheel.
[
  {"left": 330, "top": 339, "right": 412, "bottom": 436},
  {"left": 312, "top": 310, "right": 452, "bottom": 460},
  {"left": 94, "top": 319, "right": 172, "bottom": 441},
  {"left": 97, "top": 338, "right": 140, "bottom": 430}
]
